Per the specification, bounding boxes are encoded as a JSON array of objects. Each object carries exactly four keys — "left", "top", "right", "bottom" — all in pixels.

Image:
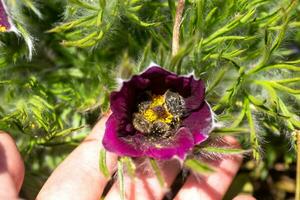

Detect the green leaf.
[
  {"left": 122, "top": 157, "right": 136, "bottom": 178},
  {"left": 269, "top": 81, "right": 300, "bottom": 94},
  {"left": 206, "top": 67, "right": 227, "bottom": 94},
  {"left": 126, "top": 13, "right": 159, "bottom": 27},
  {"left": 69, "top": 0, "right": 99, "bottom": 10},
  {"left": 184, "top": 159, "right": 214, "bottom": 174},
  {"left": 15, "top": 23, "right": 34, "bottom": 59},
  {"left": 246, "top": 91, "right": 286, "bottom": 116},
  {"left": 284, "top": 59, "right": 300, "bottom": 64},
  {"left": 270, "top": 14, "right": 289, "bottom": 54},
  {"left": 128, "top": 5, "right": 143, "bottom": 12},
  {"left": 213, "top": 127, "right": 249, "bottom": 134},
  {"left": 53, "top": 126, "right": 84, "bottom": 137},
  {"left": 201, "top": 147, "right": 250, "bottom": 154},
  {"left": 273, "top": 77, "right": 300, "bottom": 84},
  {"left": 278, "top": 98, "right": 300, "bottom": 129},
  {"left": 99, "top": 149, "right": 110, "bottom": 178},
  {"left": 118, "top": 159, "right": 125, "bottom": 200},
  {"left": 21, "top": 0, "right": 42, "bottom": 18},
  {"left": 254, "top": 80, "right": 278, "bottom": 101},
  {"left": 245, "top": 98, "right": 260, "bottom": 160},
  {"left": 62, "top": 31, "right": 104, "bottom": 47},
  {"left": 230, "top": 109, "right": 246, "bottom": 128},
  {"left": 205, "top": 7, "right": 218, "bottom": 23},
  {"left": 0, "top": 80, "right": 12, "bottom": 84},
  {"left": 248, "top": 63, "right": 300, "bottom": 75},
  {"left": 202, "top": 8, "right": 255, "bottom": 45},
  {"left": 99, "top": 0, "right": 106, "bottom": 9},
  {"left": 48, "top": 15, "right": 97, "bottom": 33},
  {"left": 204, "top": 36, "right": 255, "bottom": 47},
  {"left": 149, "top": 158, "right": 165, "bottom": 188},
  {"left": 247, "top": 94, "right": 266, "bottom": 106},
  {"left": 240, "top": 8, "right": 256, "bottom": 23}
]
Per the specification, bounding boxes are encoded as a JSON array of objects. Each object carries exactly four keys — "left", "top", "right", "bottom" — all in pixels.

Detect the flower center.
[
  {"left": 132, "top": 90, "right": 185, "bottom": 138},
  {"left": 0, "top": 26, "right": 7, "bottom": 32},
  {"left": 143, "top": 95, "right": 174, "bottom": 124}
]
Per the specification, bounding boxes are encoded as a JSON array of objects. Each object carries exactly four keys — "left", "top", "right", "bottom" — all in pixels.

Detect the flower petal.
[
  {"left": 110, "top": 76, "right": 150, "bottom": 135},
  {"left": 184, "top": 78, "right": 205, "bottom": 111},
  {"left": 102, "top": 114, "right": 143, "bottom": 157},
  {"left": 144, "top": 128, "right": 195, "bottom": 159},
  {"left": 110, "top": 76, "right": 150, "bottom": 113},
  {"left": 183, "top": 102, "right": 213, "bottom": 144},
  {"left": 0, "top": 0, "right": 11, "bottom": 32},
  {"left": 141, "top": 66, "right": 172, "bottom": 78},
  {"left": 164, "top": 74, "right": 192, "bottom": 97},
  {"left": 141, "top": 67, "right": 199, "bottom": 99},
  {"left": 141, "top": 66, "right": 173, "bottom": 94}
]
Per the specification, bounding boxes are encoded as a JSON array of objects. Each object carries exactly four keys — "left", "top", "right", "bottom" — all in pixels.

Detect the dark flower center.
[{"left": 132, "top": 90, "right": 186, "bottom": 139}]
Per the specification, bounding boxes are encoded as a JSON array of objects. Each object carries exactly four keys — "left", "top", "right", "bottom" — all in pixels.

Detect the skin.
[{"left": 0, "top": 115, "right": 255, "bottom": 200}]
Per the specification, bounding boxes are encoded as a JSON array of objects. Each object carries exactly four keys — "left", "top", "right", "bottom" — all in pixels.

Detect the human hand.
[{"left": 0, "top": 115, "right": 255, "bottom": 200}]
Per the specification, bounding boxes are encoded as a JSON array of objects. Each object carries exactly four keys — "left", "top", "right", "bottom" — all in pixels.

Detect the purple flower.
[
  {"left": 0, "top": 0, "right": 11, "bottom": 32},
  {"left": 102, "top": 66, "right": 213, "bottom": 159}
]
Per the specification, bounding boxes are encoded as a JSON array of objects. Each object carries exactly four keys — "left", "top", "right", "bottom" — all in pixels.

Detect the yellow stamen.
[
  {"left": 143, "top": 95, "right": 174, "bottom": 124},
  {"left": 0, "top": 26, "right": 7, "bottom": 32}
]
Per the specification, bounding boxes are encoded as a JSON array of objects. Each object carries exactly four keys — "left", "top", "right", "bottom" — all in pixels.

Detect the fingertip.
[
  {"left": 233, "top": 194, "right": 256, "bottom": 200},
  {"left": 223, "top": 136, "right": 240, "bottom": 147},
  {"left": 0, "top": 132, "right": 25, "bottom": 192}
]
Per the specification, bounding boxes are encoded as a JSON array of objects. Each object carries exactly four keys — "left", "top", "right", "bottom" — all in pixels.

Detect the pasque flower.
[
  {"left": 0, "top": 0, "right": 12, "bottom": 32},
  {"left": 103, "top": 66, "right": 213, "bottom": 159}
]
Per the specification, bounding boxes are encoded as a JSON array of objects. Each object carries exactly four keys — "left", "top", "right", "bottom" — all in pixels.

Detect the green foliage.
[
  {"left": 0, "top": 0, "right": 300, "bottom": 198},
  {"left": 184, "top": 158, "right": 214, "bottom": 174},
  {"left": 198, "top": 146, "right": 249, "bottom": 155},
  {"left": 117, "top": 159, "right": 125, "bottom": 200},
  {"left": 122, "top": 156, "right": 136, "bottom": 178},
  {"left": 99, "top": 149, "right": 110, "bottom": 178},
  {"left": 149, "top": 158, "right": 165, "bottom": 188}
]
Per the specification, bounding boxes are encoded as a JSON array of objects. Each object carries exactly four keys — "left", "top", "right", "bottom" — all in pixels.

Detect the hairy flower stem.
[
  {"left": 296, "top": 130, "right": 300, "bottom": 200},
  {"left": 172, "top": 0, "right": 185, "bottom": 63}
]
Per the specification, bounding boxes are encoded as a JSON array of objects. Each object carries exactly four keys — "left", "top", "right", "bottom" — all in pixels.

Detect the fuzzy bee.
[
  {"left": 133, "top": 90, "right": 186, "bottom": 137},
  {"left": 132, "top": 113, "right": 151, "bottom": 134},
  {"left": 164, "top": 90, "right": 186, "bottom": 118}
]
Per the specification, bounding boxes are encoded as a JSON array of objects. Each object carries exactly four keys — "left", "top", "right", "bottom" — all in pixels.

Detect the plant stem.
[
  {"left": 172, "top": 0, "right": 185, "bottom": 57},
  {"left": 296, "top": 130, "right": 300, "bottom": 200}
]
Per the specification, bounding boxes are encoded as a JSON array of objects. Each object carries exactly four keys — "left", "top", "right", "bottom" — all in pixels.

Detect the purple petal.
[
  {"left": 183, "top": 102, "right": 213, "bottom": 144},
  {"left": 102, "top": 114, "right": 143, "bottom": 157},
  {"left": 0, "top": 1, "right": 11, "bottom": 32},
  {"left": 110, "top": 76, "right": 150, "bottom": 135},
  {"left": 110, "top": 76, "right": 150, "bottom": 113},
  {"left": 184, "top": 78, "right": 205, "bottom": 111},
  {"left": 143, "top": 128, "right": 195, "bottom": 159},
  {"left": 141, "top": 66, "right": 173, "bottom": 94},
  {"left": 164, "top": 74, "right": 192, "bottom": 97},
  {"left": 141, "top": 66, "right": 173, "bottom": 78},
  {"left": 141, "top": 66, "right": 197, "bottom": 98}
]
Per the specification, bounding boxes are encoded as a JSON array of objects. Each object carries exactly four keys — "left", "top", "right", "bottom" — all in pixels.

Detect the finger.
[
  {"left": 233, "top": 194, "right": 256, "bottom": 200},
  {"left": 37, "top": 114, "right": 118, "bottom": 200},
  {"left": 105, "top": 158, "right": 182, "bottom": 200},
  {"left": 0, "top": 132, "right": 25, "bottom": 199},
  {"left": 175, "top": 137, "right": 243, "bottom": 200}
]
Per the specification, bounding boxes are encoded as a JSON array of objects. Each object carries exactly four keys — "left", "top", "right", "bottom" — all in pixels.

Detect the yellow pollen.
[
  {"left": 0, "top": 26, "right": 7, "bottom": 32},
  {"left": 143, "top": 95, "right": 174, "bottom": 124}
]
